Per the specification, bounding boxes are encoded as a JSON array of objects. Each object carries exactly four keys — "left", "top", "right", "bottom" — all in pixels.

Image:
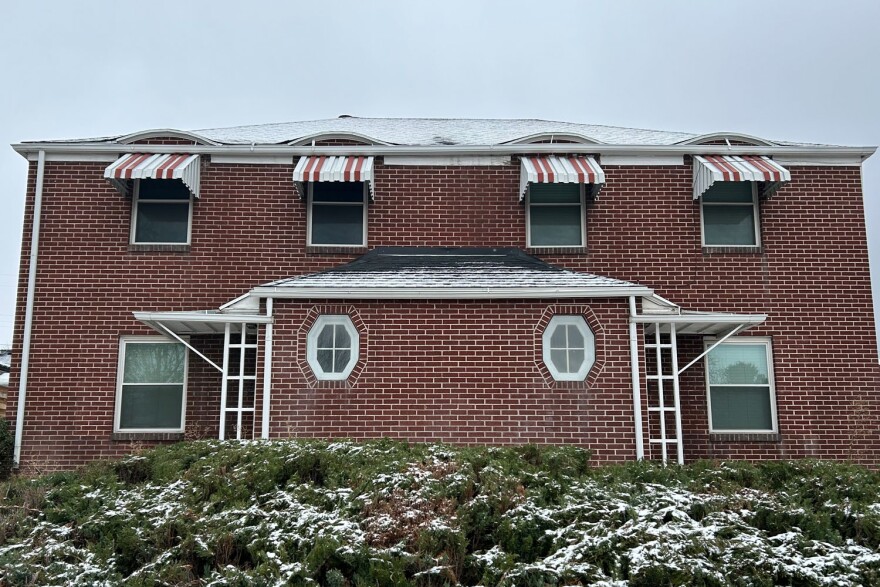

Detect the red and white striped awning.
[
  {"left": 519, "top": 156, "right": 605, "bottom": 201},
  {"left": 104, "top": 153, "right": 201, "bottom": 198},
  {"left": 693, "top": 155, "right": 790, "bottom": 200},
  {"left": 293, "top": 156, "right": 375, "bottom": 199}
]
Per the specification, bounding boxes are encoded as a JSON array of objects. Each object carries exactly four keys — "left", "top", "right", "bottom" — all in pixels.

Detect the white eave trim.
[
  {"left": 13, "top": 142, "right": 877, "bottom": 165},
  {"left": 134, "top": 311, "right": 273, "bottom": 325},
  {"left": 249, "top": 285, "right": 653, "bottom": 300},
  {"left": 631, "top": 313, "right": 767, "bottom": 326}
]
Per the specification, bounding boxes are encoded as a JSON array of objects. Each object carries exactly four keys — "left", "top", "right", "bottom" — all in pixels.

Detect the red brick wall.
[{"left": 6, "top": 149, "right": 878, "bottom": 469}]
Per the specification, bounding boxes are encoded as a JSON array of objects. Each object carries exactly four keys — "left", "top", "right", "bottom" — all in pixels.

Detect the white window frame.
[
  {"left": 306, "top": 182, "right": 368, "bottom": 247},
  {"left": 699, "top": 181, "right": 761, "bottom": 248},
  {"left": 704, "top": 336, "right": 777, "bottom": 434},
  {"left": 307, "top": 315, "right": 360, "bottom": 380},
  {"left": 114, "top": 335, "right": 188, "bottom": 433},
  {"left": 130, "top": 179, "right": 194, "bottom": 245},
  {"left": 542, "top": 315, "right": 595, "bottom": 381},
  {"left": 525, "top": 183, "right": 586, "bottom": 248}
]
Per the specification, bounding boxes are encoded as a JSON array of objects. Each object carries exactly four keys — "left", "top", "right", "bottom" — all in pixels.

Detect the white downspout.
[
  {"left": 261, "top": 298, "right": 273, "bottom": 439},
  {"left": 628, "top": 296, "right": 645, "bottom": 460},
  {"left": 14, "top": 150, "right": 46, "bottom": 468}
]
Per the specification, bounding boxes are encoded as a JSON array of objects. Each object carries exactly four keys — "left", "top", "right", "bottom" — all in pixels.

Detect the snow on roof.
[{"left": 261, "top": 247, "right": 647, "bottom": 294}]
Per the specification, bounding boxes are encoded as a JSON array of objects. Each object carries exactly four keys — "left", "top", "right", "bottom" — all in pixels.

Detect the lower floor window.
[
  {"left": 115, "top": 337, "right": 187, "bottom": 432},
  {"left": 542, "top": 315, "right": 595, "bottom": 381},
  {"left": 307, "top": 315, "right": 360, "bottom": 380},
  {"left": 705, "top": 337, "right": 776, "bottom": 432}
]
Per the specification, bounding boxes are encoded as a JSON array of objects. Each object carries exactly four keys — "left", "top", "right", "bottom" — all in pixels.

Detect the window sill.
[
  {"left": 306, "top": 246, "right": 368, "bottom": 255},
  {"left": 526, "top": 246, "right": 588, "bottom": 255},
  {"left": 709, "top": 432, "right": 780, "bottom": 443},
  {"left": 128, "top": 244, "right": 191, "bottom": 253},
  {"left": 702, "top": 246, "right": 763, "bottom": 254},
  {"left": 111, "top": 432, "right": 185, "bottom": 442}
]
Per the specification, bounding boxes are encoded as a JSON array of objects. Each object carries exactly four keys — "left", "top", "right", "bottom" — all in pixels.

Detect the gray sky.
[{"left": 1, "top": 0, "right": 878, "bottom": 349}]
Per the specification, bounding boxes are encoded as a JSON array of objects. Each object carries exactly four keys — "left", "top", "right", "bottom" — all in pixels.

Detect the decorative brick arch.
[
  {"left": 296, "top": 305, "right": 368, "bottom": 389},
  {"left": 533, "top": 304, "right": 606, "bottom": 389}
]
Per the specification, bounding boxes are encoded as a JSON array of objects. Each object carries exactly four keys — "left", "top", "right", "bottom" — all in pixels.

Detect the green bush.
[{"left": 0, "top": 418, "right": 13, "bottom": 480}]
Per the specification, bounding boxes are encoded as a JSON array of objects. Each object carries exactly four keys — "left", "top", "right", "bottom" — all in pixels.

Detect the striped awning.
[
  {"left": 293, "top": 156, "right": 375, "bottom": 199},
  {"left": 519, "top": 156, "right": 605, "bottom": 201},
  {"left": 693, "top": 155, "right": 790, "bottom": 200},
  {"left": 104, "top": 153, "right": 201, "bottom": 198}
]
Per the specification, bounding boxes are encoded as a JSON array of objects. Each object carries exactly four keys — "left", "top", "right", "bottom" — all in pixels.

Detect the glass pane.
[
  {"left": 529, "top": 183, "right": 581, "bottom": 204},
  {"left": 708, "top": 344, "right": 769, "bottom": 384},
  {"left": 311, "top": 205, "right": 364, "bottom": 245},
  {"left": 550, "top": 349, "right": 567, "bottom": 373},
  {"left": 549, "top": 324, "right": 566, "bottom": 348},
  {"left": 701, "top": 182, "right": 753, "bottom": 203},
  {"left": 135, "top": 202, "right": 189, "bottom": 243},
  {"left": 334, "top": 325, "right": 351, "bottom": 349},
  {"left": 119, "top": 384, "right": 183, "bottom": 429},
  {"left": 567, "top": 325, "right": 585, "bottom": 348},
  {"left": 139, "top": 179, "right": 191, "bottom": 200},
  {"left": 710, "top": 386, "right": 773, "bottom": 430},
  {"left": 317, "top": 349, "right": 333, "bottom": 372},
  {"left": 123, "top": 343, "right": 185, "bottom": 383},
  {"left": 568, "top": 349, "right": 585, "bottom": 372},
  {"left": 242, "top": 379, "right": 256, "bottom": 408},
  {"left": 335, "top": 349, "right": 351, "bottom": 371},
  {"left": 317, "top": 325, "right": 334, "bottom": 347},
  {"left": 312, "top": 182, "right": 364, "bottom": 203},
  {"left": 703, "top": 205, "right": 756, "bottom": 246},
  {"left": 530, "top": 206, "right": 582, "bottom": 246}
]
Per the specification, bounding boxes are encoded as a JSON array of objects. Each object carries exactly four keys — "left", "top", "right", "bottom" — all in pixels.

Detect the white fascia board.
[
  {"left": 383, "top": 155, "right": 512, "bottom": 166},
  {"left": 210, "top": 154, "right": 294, "bottom": 165},
  {"left": 250, "top": 286, "right": 653, "bottom": 300},
  {"left": 12, "top": 142, "right": 877, "bottom": 165},
  {"left": 601, "top": 154, "right": 685, "bottom": 166},
  {"left": 26, "top": 152, "right": 119, "bottom": 162},
  {"left": 133, "top": 311, "right": 273, "bottom": 324},
  {"left": 631, "top": 313, "right": 767, "bottom": 325}
]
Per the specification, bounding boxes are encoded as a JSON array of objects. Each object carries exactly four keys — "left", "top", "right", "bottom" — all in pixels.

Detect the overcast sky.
[{"left": 0, "top": 0, "right": 878, "bottom": 349}]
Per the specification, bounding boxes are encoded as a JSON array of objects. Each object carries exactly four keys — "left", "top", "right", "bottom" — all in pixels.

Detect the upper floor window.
[
  {"left": 308, "top": 182, "right": 367, "bottom": 247},
  {"left": 542, "top": 315, "right": 595, "bottom": 381},
  {"left": 131, "top": 179, "right": 192, "bottom": 245},
  {"left": 705, "top": 337, "right": 776, "bottom": 433},
  {"left": 700, "top": 182, "right": 760, "bottom": 247},
  {"left": 115, "top": 336, "right": 187, "bottom": 432},
  {"left": 526, "top": 183, "right": 585, "bottom": 248}
]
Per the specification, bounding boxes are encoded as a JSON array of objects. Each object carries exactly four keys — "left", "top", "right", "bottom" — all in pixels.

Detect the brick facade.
[{"left": 6, "top": 148, "right": 879, "bottom": 469}]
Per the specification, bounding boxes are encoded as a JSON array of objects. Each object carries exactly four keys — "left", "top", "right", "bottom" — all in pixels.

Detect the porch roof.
[{"left": 133, "top": 310, "right": 272, "bottom": 336}]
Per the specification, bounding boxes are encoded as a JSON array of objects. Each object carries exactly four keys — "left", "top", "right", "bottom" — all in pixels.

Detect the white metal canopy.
[
  {"left": 693, "top": 155, "right": 790, "bottom": 200},
  {"left": 519, "top": 155, "right": 605, "bottom": 201},
  {"left": 105, "top": 153, "right": 201, "bottom": 198},
  {"left": 293, "top": 155, "right": 375, "bottom": 199}
]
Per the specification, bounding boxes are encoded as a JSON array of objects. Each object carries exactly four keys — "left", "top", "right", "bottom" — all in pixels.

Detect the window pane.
[
  {"left": 529, "top": 183, "right": 581, "bottom": 204},
  {"left": 530, "top": 206, "right": 582, "bottom": 246},
  {"left": 568, "top": 349, "right": 585, "bottom": 373},
  {"left": 550, "top": 349, "right": 567, "bottom": 372},
  {"left": 701, "top": 182, "right": 753, "bottom": 203},
  {"left": 334, "top": 325, "right": 351, "bottom": 348},
  {"left": 549, "top": 324, "right": 566, "bottom": 348},
  {"left": 311, "top": 204, "right": 364, "bottom": 245},
  {"left": 708, "top": 344, "right": 769, "bottom": 385},
  {"left": 139, "top": 179, "right": 191, "bottom": 200},
  {"left": 317, "top": 325, "right": 334, "bottom": 347},
  {"left": 335, "top": 349, "right": 351, "bottom": 371},
  {"left": 703, "top": 205, "right": 756, "bottom": 246},
  {"left": 317, "top": 349, "right": 333, "bottom": 372},
  {"left": 119, "top": 384, "right": 183, "bottom": 429},
  {"left": 567, "top": 325, "right": 584, "bottom": 348},
  {"left": 313, "top": 182, "right": 364, "bottom": 203},
  {"left": 135, "top": 202, "right": 190, "bottom": 243},
  {"left": 710, "top": 386, "right": 772, "bottom": 430},
  {"left": 123, "top": 343, "right": 185, "bottom": 383}
]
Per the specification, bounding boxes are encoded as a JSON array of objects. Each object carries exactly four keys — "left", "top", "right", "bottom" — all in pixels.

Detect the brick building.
[{"left": 6, "top": 117, "right": 879, "bottom": 470}]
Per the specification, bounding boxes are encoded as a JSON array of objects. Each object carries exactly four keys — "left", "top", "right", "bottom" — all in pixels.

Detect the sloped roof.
[
  {"left": 255, "top": 247, "right": 650, "bottom": 298},
  {"left": 27, "top": 117, "right": 770, "bottom": 147}
]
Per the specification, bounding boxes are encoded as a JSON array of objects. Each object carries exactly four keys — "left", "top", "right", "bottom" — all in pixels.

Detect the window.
[
  {"left": 705, "top": 338, "right": 776, "bottom": 433},
  {"left": 115, "top": 337, "right": 187, "bottom": 432},
  {"left": 526, "top": 183, "right": 585, "bottom": 247},
  {"left": 131, "top": 179, "right": 193, "bottom": 245},
  {"left": 542, "top": 315, "right": 595, "bottom": 381},
  {"left": 700, "top": 182, "right": 759, "bottom": 247},
  {"left": 307, "top": 315, "right": 359, "bottom": 380},
  {"left": 308, "top": 182, "right": 367, "bottom": 246}
]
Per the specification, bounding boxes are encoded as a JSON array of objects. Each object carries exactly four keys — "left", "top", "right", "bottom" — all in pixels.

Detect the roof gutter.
[
  {"left": 248, "top": 286, "right": 654, "bottom": 300},
  {"left": 14, "top": 150, "right": 45, "bottom": 468},
  {"left": 11, "top": 142, "right": 877, "bottom": 163}
]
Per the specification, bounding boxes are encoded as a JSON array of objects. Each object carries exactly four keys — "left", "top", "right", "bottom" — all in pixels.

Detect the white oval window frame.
[
  {"left": 542, "top": 315, "right": 595, "bottom": 381},
  {"left": 307, "top": 315, "right": 360, "bottom": 380}
]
